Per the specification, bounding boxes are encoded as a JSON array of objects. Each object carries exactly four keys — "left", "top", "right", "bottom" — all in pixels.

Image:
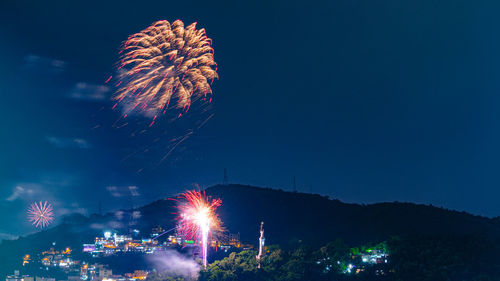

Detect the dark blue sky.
[{"left": 1, "top": 0, "right": 500, "bottom": 237}]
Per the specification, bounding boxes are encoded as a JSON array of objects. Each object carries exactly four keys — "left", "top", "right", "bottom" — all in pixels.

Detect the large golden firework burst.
[{"left": 112, "top": 20, "right": 218, "bottom": 119}]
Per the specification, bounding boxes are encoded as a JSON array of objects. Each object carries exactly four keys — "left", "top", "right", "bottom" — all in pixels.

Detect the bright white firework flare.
[
  {"left": 173, "top": 190, "right": 222, "bottom": 268},
  {"left": 28, "top": 201, "right": 54, "bottom": 228}
]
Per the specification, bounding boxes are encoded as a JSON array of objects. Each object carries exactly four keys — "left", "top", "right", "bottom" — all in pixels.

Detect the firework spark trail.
[
  {"left": 112, "top": 20, "right": 218, "bottom": 119},
  {"left": 157, "top": 113, "right": 213, "bottom": 163},
  {"left": 28, "top": 201, "right": 54, "bottom": 228},
  {"left": 158, "top": 131, "right": 193, "bottom": 165},
  {"left": 174, "top": 190, "right": 222, "bottom": 268},
  {"left": 152, "top": 226, "right": 180, "bottom": 240},
  {"left": 196, "top": 113, "right": 214, "bottom": 130}
]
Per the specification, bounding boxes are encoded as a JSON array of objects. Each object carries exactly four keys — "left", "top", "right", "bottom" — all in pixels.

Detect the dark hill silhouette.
[
  {"left": 1, "top": 184, "right": 500, "bottom": 277},
  {"left": 204, "top": 185, "right": 500, "bottom": 246}
]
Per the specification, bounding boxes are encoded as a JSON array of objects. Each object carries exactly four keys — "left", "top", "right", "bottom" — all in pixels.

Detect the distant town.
[
  {"left": 5, "top": 225, "right": 389, "bottom": 281},
  {"left": 6, "top": 226, "right": 248, "bottom": 281}
]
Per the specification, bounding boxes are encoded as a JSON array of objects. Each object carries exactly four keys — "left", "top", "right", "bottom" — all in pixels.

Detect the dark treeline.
[
  {"left": 147, "top": 233, "right": 500, "bottom": 281},
  {"left": 388, "top": 234, "right": 500, "bottom": 281}
]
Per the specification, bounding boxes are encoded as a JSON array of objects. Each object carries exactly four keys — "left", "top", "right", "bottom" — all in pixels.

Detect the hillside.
[
  {"left": 1, "top": 184, "right": 500, "bottom": 276},
  {"left": 205, "top": 185, "right": 500, "bottom": 245}
]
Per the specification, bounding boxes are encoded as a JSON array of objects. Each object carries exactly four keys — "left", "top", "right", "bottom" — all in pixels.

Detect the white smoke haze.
[{"left": 147, "top": 250, "right": 200, "bottom": 280}]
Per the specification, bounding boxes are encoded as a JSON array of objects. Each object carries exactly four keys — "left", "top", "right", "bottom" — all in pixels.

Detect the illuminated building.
[
  {"left": 22, "top": 255, "right": 30, "bottom": 266},
  {"left": 80, "top": 263, "right": 89, "bottom": 280},
  {"left": 83, "top": 244, "right": 96, "bottom": 253},
  {"left": 98, "top": 265, "right": 113, "bottom": 278},
  {"left": 228, "top": 233, "right": 241, "bottom": 248},
  {"left": 35, "top": 277, "right": 55, "bottom": 281},
  {"left": 360, "top": 249, "right": 389, "bottom": 264},
  {"left": 125, "top": 270, "right": 148, "bottom": 280},
  {"left": 167, "top": 235, "right": 183, "bottom": 245},
  {"left": 104, "top": 231, "right": 112, "bottom": 240},
  {"left": 113, "top": 234, "right": 132, "bottom": 245},
  {"left": 6, "top": 271, "right": 23, "bottom": 281},
  {"left": 67, "top": 276, "right": 81, "bottom": 281},
  {"left": 151, "top": 226, "right": 163, "bottom": 238}
]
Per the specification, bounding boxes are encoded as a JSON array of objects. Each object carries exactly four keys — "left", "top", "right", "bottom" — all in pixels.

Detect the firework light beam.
[
  {"left": 27, "top": 201, "right": 54, "bottom": 228},
  {"left": 111, "top": 20, "right": 218, "bottom": 120},
  {"left": 174, "top": 190, "right": 222, "bottom": 268}
]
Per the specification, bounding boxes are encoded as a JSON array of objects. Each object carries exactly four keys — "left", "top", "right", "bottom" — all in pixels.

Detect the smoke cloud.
[{"left": 147, "top": 250, "right": 200, "bottom": 280}]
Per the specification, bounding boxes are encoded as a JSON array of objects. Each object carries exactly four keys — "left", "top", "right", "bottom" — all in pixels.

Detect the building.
[
  {"left": 151, "top": 226, "right": 163, "bottom": 238},
  {"left": 6, "top": 271, "right": 22, "bottom": 281},
  {"left": 35, "top": 277, "right": 55, "bottom": 281},
  {"left": 99, "top": 266, "right": 113, "bottom": 278},
  {"left": 228, "top": 233, "right": 241, "bottom": 248}
]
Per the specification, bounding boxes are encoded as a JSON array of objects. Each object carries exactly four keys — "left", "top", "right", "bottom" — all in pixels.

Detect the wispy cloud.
[
  {"left": 132, "top": 210, "right": 141, "bottom": 219},
  {"left": 6, "top": 185, "right": 34, "bottom": 201},
  {"left": 129, "top": 186, "right": 140, "bottom": 196},
  {"left": 58, "top": 202, "right": 88, "bottom": 216},
  {"left": 89, "top": 220, "right": 124, "bottom": 230},
  {"left": 23, "top": 54, "right": 66, "bottom": 73},
  {"left": 46, "top": 136, "right": 91, "bottom": 149},
  {"left": 68, "top": 82, "right": 110, "bottom": 101},
  {"left": 0, "top": 232, "right": 18, "bottom": 241},
  {"left": 4, "top": 183, "right": 55, "bottom": 203},
  {"left": 106, "top": 185, "right": 140, "bottom": 197}
]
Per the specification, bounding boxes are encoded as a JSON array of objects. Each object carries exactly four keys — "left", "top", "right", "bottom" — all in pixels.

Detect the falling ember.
[
  {"left": 149, "top": 115, "right": 157, "bottom": 127},
  {"left": 174, "top": 190, "right": 222, "bottom": 268},
  {"left": 27, "top": 201, "right": 54, "bottom": 228},
  {"left": 111, "top": 20, "right": 218, "bottom": 119}
]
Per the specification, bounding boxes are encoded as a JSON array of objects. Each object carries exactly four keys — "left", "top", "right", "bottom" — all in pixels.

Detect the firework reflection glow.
[{"left": 175, "top": 190, "right": 222, "bottom": 268}]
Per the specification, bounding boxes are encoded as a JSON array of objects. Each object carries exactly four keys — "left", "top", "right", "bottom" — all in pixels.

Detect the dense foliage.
[
  {"left": 387, "top": 235, "right": 500, "bottom": 281},
  {"left": 146, "top": 234, "right": 500, "bottom": 281},
  {"left": 197, "top": 240, "right": 391, "bottom": 281}
]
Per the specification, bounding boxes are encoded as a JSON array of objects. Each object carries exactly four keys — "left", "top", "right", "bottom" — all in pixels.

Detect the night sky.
[{"left": 1, "top": 0, "right": 500, "bottom": 237}]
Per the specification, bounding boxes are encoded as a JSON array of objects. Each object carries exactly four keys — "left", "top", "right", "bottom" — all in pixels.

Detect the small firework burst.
[{"left": 28, "top": 201, "right": 54, "bottom": 228}]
